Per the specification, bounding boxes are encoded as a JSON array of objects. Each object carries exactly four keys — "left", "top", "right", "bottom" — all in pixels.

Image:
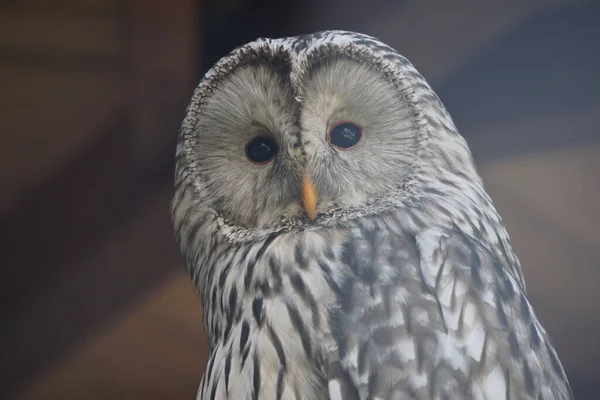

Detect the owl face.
[{"left": 182, "top": 37, "right": 432, "bottom": 230}]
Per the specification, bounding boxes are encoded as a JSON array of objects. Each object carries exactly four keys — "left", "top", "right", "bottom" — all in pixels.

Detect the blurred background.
[{"left": 1, "top": 0, "right": 599, "bottom": 398}]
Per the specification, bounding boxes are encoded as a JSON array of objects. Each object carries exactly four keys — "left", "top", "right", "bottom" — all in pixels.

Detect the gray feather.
[{"left": 172, "top": 30, "right": 573, "bottom": 400}]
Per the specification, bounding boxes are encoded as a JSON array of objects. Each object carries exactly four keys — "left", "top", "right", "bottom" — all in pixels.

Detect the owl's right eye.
[{"left": 245, "top": 137, "right": 278, "bottom": 164}]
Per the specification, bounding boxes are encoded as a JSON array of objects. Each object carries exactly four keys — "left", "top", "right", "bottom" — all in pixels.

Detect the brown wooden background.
[{"left": 1, "top": 0, "right": 599, "bottom": 399}]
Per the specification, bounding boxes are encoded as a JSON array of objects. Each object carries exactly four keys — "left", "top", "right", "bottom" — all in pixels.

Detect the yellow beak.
[{"left": 302, "top": 175, "right": 318, "bottom": 220}]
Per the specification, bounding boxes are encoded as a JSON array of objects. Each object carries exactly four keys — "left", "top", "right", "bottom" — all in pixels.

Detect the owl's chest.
[
  {"left": 216, "top": 222, "right": 423, "bottom": 348},
  {"left": 204, "top": 221, "right": 487, "bottom": 399},
  {"left": 211, "top": 220, "right": 423, "bottom": 344},
  {"left": 203, "top": 229, "right": 356, "bottom": 399}
]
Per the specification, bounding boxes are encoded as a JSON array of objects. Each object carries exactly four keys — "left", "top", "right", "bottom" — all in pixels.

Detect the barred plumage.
[{"left": 172, "top": 31, "right": 572, "bottom": 399}]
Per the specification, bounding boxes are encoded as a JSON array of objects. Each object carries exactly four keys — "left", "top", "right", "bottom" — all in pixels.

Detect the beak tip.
[{"left": 302, "top": 175, "right": 318, "bottom": 221}]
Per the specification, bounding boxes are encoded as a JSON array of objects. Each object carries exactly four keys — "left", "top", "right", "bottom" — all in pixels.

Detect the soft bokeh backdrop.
[{"left": 1, "top": 0, "right": 598, "bottom": 399}]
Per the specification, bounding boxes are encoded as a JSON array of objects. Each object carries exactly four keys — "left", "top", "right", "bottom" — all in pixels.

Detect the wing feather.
[{"left": 328, "top": 224, "right": 573, "bottom": 400}]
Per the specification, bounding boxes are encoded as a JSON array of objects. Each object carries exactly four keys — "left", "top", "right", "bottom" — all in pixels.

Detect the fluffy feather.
[{"left": 172, "top": 30, "right": 572, "bottom": 399}]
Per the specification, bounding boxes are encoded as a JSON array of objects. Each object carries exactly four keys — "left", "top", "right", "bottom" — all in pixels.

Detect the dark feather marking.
[
  {"left": 295, "top": 243, "right": 308, "bottom": 269},
  {"left": 224, "top": 350, "right": 232, "bottom": 394},
  {"left": 495, "top": 231, "right": 514, "bottom": 268},
  {"left": 218, "top": 261, "right": 232, "bottom": 289},
  {"left": 360, "top": 263, "right": 378, "bottom": 285},
  {"left": 324, "top": 246, "right": 336, "bottom": 261},
  {"left": 520, "top": 294, "right": 531, "bottom": 320},
  {"left": 223, "top": 316, "right": 232, "bottom": 341},
  {"left": 244, "top": 262, "right": 257, "bottom": 291},
  {"left": 234, "top": 307, "right": 243, "bottom": 323},
  {"left": 211, "top": 286, "right": 218, "bottom": 314},
  {"left": 276, "top": 369, "right": 285, "bottom": 400},
  {"left": 245, "top": 234, "right": 278, "bottom": 290},
  {"left": 215, "top": 242, "right": 234, "bottom": 264},
  {"left": 467, "top": 220, "right": 480, "bottom": 239},
  {"left": 434, "top": 296, "right": 449, "bottom": 333},
  {"left": 488, "top": 253, "right": 515, "bottom": 299},
  {"left": 205, "top": 352, "right": 217, "bottom": 396},
  {"left": 478, "top": 219, "right": 487, "bottom": 235},
  {"left": 213, "top": 326, "right": 220, "bottom": 347},
  {"left": 530, "top": 323, "right": 541, "bottom": 349},
  {"left": 210, "top": 382, "right": 218, "bottom": 400},
  {"left": 286, "top": 303, "right": 312, "bottom": 357},
  {"left": 257, "top": 233, "right": 278, "bottom": 259},
  {"left": 328, "top": 360, "right": 360, "bottom": 400},
  {"left": 433, "top": 253, "right": 451, "bottom": 332},
  {"left": 185, "top": 219, "right": 205, "bottom": 252},
  {"left": 450, "top": 275, "right": 459, "bottom": 311},
  {"left": 328, "top": 308, "right": 346, "bottom": 360},
  {"left": 341, "top": 240, "right": 358, "bottom": 272},
  {"left": 372, "top": 326, "right": 400, "bottom": 347},
  {"left": 240, "top": 320, "right": 250, "bottom": 351},
  {"left": 508, "top": 331, "right": 520, "bottom": 357},
  {"left": 318, "top": 260, "right": 341, "bottom": 295},
  {"left": 241, "top": 346, "right": 251, "bottom": 369},
  {"left": 267, "top": 325, "right": 287, "bottom": 370},
  {"left": 480, "top": 331, "right": 489, "bottom": 365},
  {"left": 357, "top": 341, "right": 369, "bottom": 375},
  {"left": 495, "top": 293, "right": 509, "bottom": 328},
  {"left": 450, "top": 166, "right": 470, "bottom": 182},
  {"left": 404, "top": 303, "right": 413, "bottom": 334},
  {"left": 365, "top": 224, "right": 383, "bottom": 250},
  {"left": 434, "top": 251, "right": 450, "bottom": 291},
  {"left": 416, "top": 335, "right": 424, "bottom": 373},
  {"left": 253, "top": 354, "right": 261, "bottom": 400},
  {"left": 500, "top": 271, "right": 515, "bottom": 298},
  {"left": 289, "top": 273, "right": 320, "bottom": 326},
  {"left": 340, "top": 278, "right": 355, "bottom": 314},
  {"left": 256, "top": 280, "right": 272, "bottom": 297},
  {"left": 289, "top": 272, "right": 307, "bottom": 296},
  {"left": 223, "top": 287, "right": 237, "bottom": 341},
  {"left": 523, "top": 360, "right": 535, "bottom": 395},
  {"left": 423, "top": 187, "right": 446, "bottom": 197},
  {"left": 449, "top": 228, "right": 483, "bottom": 285},
  {"left": 465, "top": 239, "right": 483, "bottom": 288},
  {"left": 382, "top": 285, "right": 392, "bottom": 317},
  {"left": 428, "top": 362, "right": 444, "bottom": 399},
  {"left": 253, "top": 297, "right": 264, "bottom": 327},
  {"left": 367, "top": 370, "right": 378, "bottom": 397},
  {"left": 268, "top": 256, "right": 283, "bottom": 292}
]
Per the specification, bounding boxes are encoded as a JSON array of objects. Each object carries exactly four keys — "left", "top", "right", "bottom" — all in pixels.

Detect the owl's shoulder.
[{"left": 329, "top": 222, "right": 572, "bottom": 399}]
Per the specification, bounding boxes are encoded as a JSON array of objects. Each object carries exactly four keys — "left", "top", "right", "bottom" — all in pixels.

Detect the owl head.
[{"left": 174, "top": 31, "right": 478, "bottom": 239}]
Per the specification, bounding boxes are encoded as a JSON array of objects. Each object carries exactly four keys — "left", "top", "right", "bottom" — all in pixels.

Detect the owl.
[{"left": 172, "top": 31, "right": 573, "bottom": 400}]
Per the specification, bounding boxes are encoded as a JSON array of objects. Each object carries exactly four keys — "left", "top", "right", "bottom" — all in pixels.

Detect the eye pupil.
[
  {"left": 246, "top": 137, "right": 278, "bottom": 164},
  {"left": 328, "top": 122, "right": 362, "bottom": 149}
]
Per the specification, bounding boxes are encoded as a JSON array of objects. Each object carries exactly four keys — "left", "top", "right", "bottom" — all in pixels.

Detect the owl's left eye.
[
  {"left": 246, "top": 137, "right": 278, "bottom": 164},
  {"left": 328, "top": 121, "right": 362, "bottom": 150}
]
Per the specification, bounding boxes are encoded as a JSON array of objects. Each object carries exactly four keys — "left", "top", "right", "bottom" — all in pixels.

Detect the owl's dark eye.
[
  {"left": 328, "top": 121, "right": 362, "bottom": 150},
  {"left": 246, "top": 137, "right": 278, "bottom": 164}
]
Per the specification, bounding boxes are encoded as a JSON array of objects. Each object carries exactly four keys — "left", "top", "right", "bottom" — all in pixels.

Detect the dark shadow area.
[{"left": 438, "top": 4, "right": 600, "bottom": 160}]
